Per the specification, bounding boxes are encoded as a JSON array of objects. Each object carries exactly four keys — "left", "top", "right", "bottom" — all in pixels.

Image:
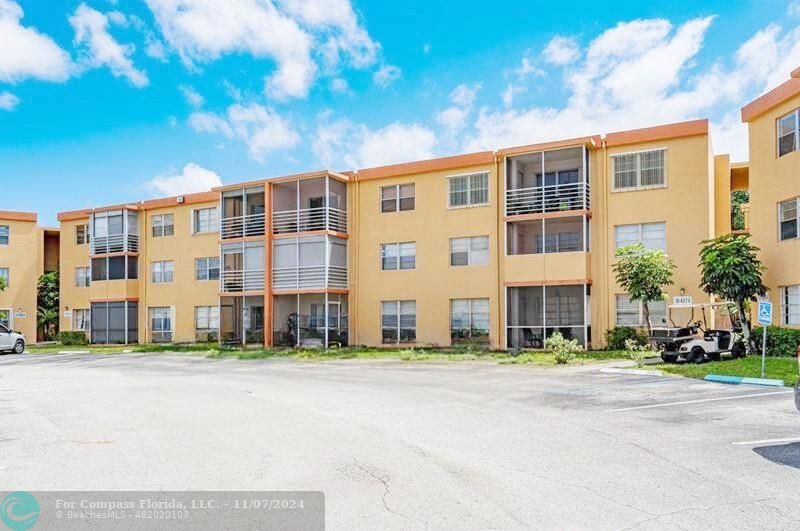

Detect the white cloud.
[
  {"left": 146, "top": 163, "right": 222, "bottom": 196},
  {"left": 449, "top": 83, "right": 481, "bottom": 107},
  {"left": 436, "top": 83, "right": 482, "bottom": 134},
  {"left": 790, "top": 1, "right": 800, "bottom": 17},
  {"left": 313, "top": 114, "right": 436, "bottom": 168},
  {"left": 69, "top": 3, "right": 149, "bottom": 88},
  {"left": 0, "top": 91, "right": 19, "bottom": 110},
  {"left": 541, "top": 35, "right": 580, "bottom": 65},
  {"left": 501, "top": 83, "right": 525, "bottom": 108},
  {"left": 179, "top": 84, "right": 204, "bottom": 107},
  {"left": 423, "top": 43, "right": 431, "bottom": 55},
  {"left": 373, "top": 64, "right": 401, "bottom": 88},
  {"left": 189, "top": 103, "right": 299, "bottom": 162},
  {"left": 330, "top": 77, "right": 349, "bottom": 93},
  {"left": 0, "top": 0, "right": 72, "bottom": 83}
]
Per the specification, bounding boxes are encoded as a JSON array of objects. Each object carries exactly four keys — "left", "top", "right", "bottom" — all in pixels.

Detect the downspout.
[{"left": 495, "top": 151, "right": 503, "bottom": 350}]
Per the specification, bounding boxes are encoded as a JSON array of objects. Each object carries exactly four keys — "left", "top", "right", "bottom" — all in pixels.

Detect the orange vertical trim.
[{"left": 264, "top": 182, "right": 273, "bottom": 347}]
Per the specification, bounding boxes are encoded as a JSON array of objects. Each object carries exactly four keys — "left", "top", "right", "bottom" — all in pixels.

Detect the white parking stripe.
[
  {"left": 732, "top": 437, "right": 800, "bottom": 446},
  {"left": 607, "top": 390, "right": 793, "bottom": 412}
]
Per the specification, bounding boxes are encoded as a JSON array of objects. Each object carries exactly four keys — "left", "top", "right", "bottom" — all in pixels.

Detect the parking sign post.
[{"left": 757, "top": 299, "right": 773, "bottom": 379}]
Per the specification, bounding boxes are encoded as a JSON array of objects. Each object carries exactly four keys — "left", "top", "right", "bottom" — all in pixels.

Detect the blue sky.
[{"left": 2, "top": 0, "right": 800, "bottom": 225}]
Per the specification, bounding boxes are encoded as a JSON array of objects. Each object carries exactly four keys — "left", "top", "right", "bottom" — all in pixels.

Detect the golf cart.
[{"left": 650, "top": 302, "right": 746, "bottom": 364}]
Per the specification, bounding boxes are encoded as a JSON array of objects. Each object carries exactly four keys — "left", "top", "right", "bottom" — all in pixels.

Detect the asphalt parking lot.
[{"left": 1, "top": 352, "right": 798, "bottom": 530}]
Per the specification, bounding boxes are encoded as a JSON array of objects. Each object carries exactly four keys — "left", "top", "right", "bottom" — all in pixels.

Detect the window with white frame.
[
  {"left": 380, "top": 183, "right": 415, "bottom": 212},
  {"left": 149, "top": 307, "right": 172, "bottom": 342},
  {"left": 381, "top": 300, "right": 416, "bottom": 344},
  {"left": 778, "top": 109, "right": 799, "bottom": 157},
  {"left": 615, "top": 222, "right": 666, "bottom": 251},
  {"left": 195, "top": 306, "right": 220, "bottom": 339},
  {"left": 192, "top": 207, "right": 219, "bottom": 234},
  {"left": 72, "top": 309, "right": 90, "bottom": 332},
  {"left": 448, "top": 172, "right": 489, "bottom": 207},
  {"left": 195, "top": 257, "right": 220, "bottom": 280},
  {"left": 75, "top": 267, "right": 90, "bottom": 287},
  {"left": 615, "top": 295, "right": 667, "bottom": 327},
  {"left": 779, "top": 198, "right": 799, "bottom": 241},
  {"left": 151, "top": 213, "right": 174, "bottom": 237},
  {"left": 450, "top": 298, "right": 490, "bottom": 344},
  {"left": 380, "top": 242, "right": 416, "bottom": 270},
  {"left": 780, "top": 285, "right": 800, "bottom": 325},
  {"left": 0, "top": 267, "right": 8, "bottom": 287},
  {"left": 75, "top": 224, "right": 88, "bottom": 245},
  {"left": 151, "top": 261, "right": 174, "bottom": 283},
  {"left": 612, "top": 149, "right": 666, "bottom": 190},
  {"left": 0, "top": 225, "right": 8, "bottom": 245},
  {"left": 450, "top": 236, "right": 489, "bottom": 266}
]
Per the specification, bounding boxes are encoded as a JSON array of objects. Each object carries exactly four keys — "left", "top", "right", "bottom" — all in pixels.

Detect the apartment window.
[
  {"left": 615, "top": 222, "right": 666, "bottom": 251},
  {"left": 0, "top": 225, "right": 8, "bottom": 245},
  {"left": 75, "top": 267, "right": 90, "bottom": 287},
  {"left": 151, "top": 261, "right": 174, "bottom": 284},
  {"left": 0, "top": 268, "right": 8, "bottom": 288},
  {"left": 381, "top": 300, "right": 416, "bottom": 344},
  {"left": 612, "top": 149, "right": 666, "bottom": 190},
  {"left": 381, "top": 184, "right": 415, "bottom": 212},
  {"left": 72, "top": 309, "right": 90, "bottom": 332},
  {"left": 779, "top": 198, "right": 799, "bottom": 241},
  {"left": 615, "top": 295, "right": 667, "bottom": 327},
  {"left": 780, "top": 285, "right": 800, "bottom": 325},
  {"left": 448, "top": 172, "right": 489, "bottom": 207},
  {"left": 450, "top": 298, "right": 490, "bottom": 344},
  {"left": 380, "top": 242, "right": 416, "bottom": 270},
  {"left": 195, "top": 306, "right": 220, "bottom": 340},
  {"left": 149, "top": 307, "right": 172, "bottom": 342},
  {"left": 195, "top": 257, "right": 220, "bottom": 281},
  {"left": 151, "top": 214, "right": 174, "bottom": 237},
  {"left": 91, "top": 256, "right": 137, "bottom": 281},
  {"left": 193, "top": 207, "right": 219, "bottom": 234},
  {"left": 778, "top": 109, "right": 799, "bottom": 157},
  {"left": 450, "top": 236, "right": 489, "bottom": 266},
  {"left": 75, "top": 224, "right": 89, "bottom": 245}
]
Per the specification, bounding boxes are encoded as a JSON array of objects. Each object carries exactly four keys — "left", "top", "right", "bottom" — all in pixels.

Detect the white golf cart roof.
[{"left": 667, "top": 301, "right": 737, "bottom": 310}]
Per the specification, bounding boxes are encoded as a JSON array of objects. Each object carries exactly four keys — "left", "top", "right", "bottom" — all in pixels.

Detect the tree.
[
  {"left": 699, "top": 234, "right": 767, "bottom": 353},
  {"left": 0, "top": 276, "right": 6, "bottom": 292},
  {"left": 613, "top": 243, "right": 676, "bottom": 334},
  {"left": 37, "top": 271, "right": 59, "bottom": 341}
]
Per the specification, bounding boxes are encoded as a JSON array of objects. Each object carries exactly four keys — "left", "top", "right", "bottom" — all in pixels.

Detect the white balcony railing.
[
  {"left": 220, "top": 269, "right": 266, "bottom": 292},
  {"left": 91, "top": 233, "right": 139, "bottom": 255},
  {"left": 505, "top": 182, "right": 590, "bottom": 217},
  {"left": 272, "top": 207, "right": 348, "bottom": 234},
  {"left": 272, "top": 265, "right": 348, "bottom": 291},
  {"left": 220, "top": 213, "right": 266, "bottom": 239}
]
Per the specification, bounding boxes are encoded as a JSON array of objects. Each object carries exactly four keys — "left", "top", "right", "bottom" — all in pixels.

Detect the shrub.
[
  {"left": 750, "top": 326, "right": 800, "bottom": 357},
  {"left": 624, "top": 338, "right": 656, "bottom": 368},
  {"left": 545, "top": 332, "right": 583, "bottom": 365},
  {"left": 606, "top": 327, "right": 649, "bottom": 350},
  {"left": 57, "top": 331, "right": 89, "bottom": 346}
]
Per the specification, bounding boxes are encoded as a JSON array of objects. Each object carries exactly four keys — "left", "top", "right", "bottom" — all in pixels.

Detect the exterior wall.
[
  {"left": 594, "top": 134, "right": 715, "bottom": 345},
  {"left": 350, "top": 162, "right": 501, "bottom": 348},
  {"left": 0, "top": 216, "right": 40, "bottom": 342},
  {"left": 714, "top": 154, "right": 732, "bottom": 236},
  {"left": 139, "top": 201, "right": 219, "bottom": 343},
  {"left": 747, "top": 91, "right": 800, "bottom": 325},
  {"left": 58, "top": 218, "right": 92, "bottom": 335}
]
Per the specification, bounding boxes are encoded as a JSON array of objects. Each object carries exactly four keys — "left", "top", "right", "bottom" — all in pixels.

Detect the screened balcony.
[
  {"left": 220, "top": 186, "right": 266, "bottom": 240},
  {"left": 273, "top": 293, "right": 348, "bottom": 348},
  {"left": 507, "top": 215, "right": 589, "bottom": 255},
  {"left": 220, "top": 296, "right": 264, "bottom": 345},
  {"left": 505, "top": 147, "right": 590, "bottom": 216},
  {"left": 507, "top": 284, "right": 590, "bottom": 348},
  {"left": 90, "top": 209, "right": 139, "bottom": 255},
  {"left": 220, "top": 241, "right": 265, "bottom": 293},
  {"left": 272, "top": 175, "right": 348, "bottom": 234},
  {"left": 273, "top": 235, "right": 347, "bottom": 291}
]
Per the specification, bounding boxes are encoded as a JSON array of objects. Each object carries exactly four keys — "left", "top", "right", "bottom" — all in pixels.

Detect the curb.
[
  {"left": 57, "top": 350, "right": 90, "bottom": 354},
  {"left": 703, "top": 374, "right": 785, "bottom": 387},
  {"left": 600, "top": 367, "right": 663, "bottom": 376}
]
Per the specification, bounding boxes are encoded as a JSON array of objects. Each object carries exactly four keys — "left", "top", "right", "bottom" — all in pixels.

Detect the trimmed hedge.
[
  {"left": 57, "top": 331, "right": 89, "bottom": 346},
  {"left": 606, "top": 327, "right": 649, "bottom": 350},
  {"left": 750, "top": 326, "right": 800, "bottom": 358}
]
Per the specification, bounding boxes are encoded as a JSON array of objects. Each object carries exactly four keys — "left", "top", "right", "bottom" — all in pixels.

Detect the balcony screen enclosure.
[
  {"left": 506, "top": 285, "right": 589, "bottom": 348},
  {"left": 90, "top": 301, "right": 138, "bottom": 344}
]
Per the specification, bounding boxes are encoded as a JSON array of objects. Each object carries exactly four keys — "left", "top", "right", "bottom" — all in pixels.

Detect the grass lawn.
[{"left": 659, "top": 356, "right": 798, "bottom": 386}]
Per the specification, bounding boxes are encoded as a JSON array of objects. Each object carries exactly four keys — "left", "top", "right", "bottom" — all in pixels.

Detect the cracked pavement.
[{"left": 0, "top": 352, "right": 798, "bottom": 530}]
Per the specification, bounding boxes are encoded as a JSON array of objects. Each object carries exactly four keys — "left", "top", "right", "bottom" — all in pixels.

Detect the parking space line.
[
  {"left": 607, "top": 390, "right": 793, "bottom": 412},
  {"left": 732, "top": 437, "right": 800, "bottom": 446}
]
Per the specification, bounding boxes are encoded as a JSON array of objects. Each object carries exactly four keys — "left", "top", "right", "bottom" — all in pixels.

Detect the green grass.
[
  {"left": 659, "top": 356, "right": 798, "bottom": 386},
  {"left": 26, "top": 344, "right": 128, "bottom": 355}
]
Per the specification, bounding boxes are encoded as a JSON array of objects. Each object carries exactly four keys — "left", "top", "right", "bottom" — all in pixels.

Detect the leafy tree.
[
  {"left": 699, "top": 234, "right": 767, "bottom": 353},
  {"left": 37, "top": 271, "right": 59, "bottom": 341},
  {"left": 0, "top": 276, "right": 5, "bottom": 292},
  {"left": 613, "top": 243, "right": 676, "bottom": 334},
  {"left": 731, "top": 190, "right": 750, "bottom": 231}
]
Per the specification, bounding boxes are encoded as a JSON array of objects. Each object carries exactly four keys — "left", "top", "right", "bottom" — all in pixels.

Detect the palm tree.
[{"left": 37, "top": 307, "right": 58, "bottom": 341}]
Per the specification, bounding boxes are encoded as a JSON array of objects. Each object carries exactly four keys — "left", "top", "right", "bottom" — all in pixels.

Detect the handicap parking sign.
[{"left": 757, "top": 300, "right": 773, "bottom": 326}]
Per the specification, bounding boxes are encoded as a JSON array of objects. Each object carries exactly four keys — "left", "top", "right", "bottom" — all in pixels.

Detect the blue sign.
[
  {"left": 1, "top": 491, "right": 40, "bottom": 530},
  {"left": 757, "top": 300, "right": 773, "bottom": 326}
]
